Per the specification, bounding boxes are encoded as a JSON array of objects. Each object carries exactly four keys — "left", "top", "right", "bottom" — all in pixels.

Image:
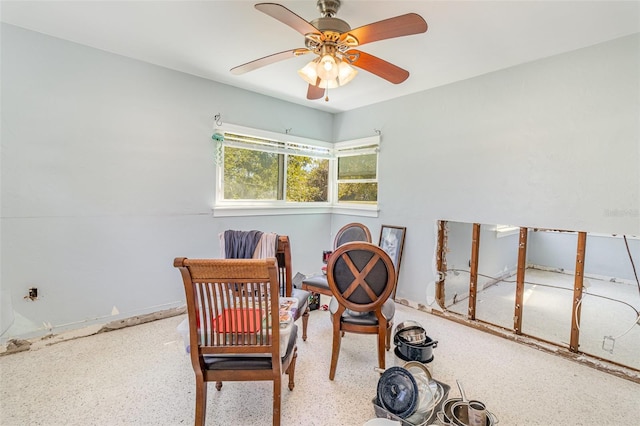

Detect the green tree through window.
[
  {"left": 287, "top": 155, "right": 329, "bottom": 202},
  {"left": 337, "top": 153, "right": 377, "bottom": 203},
  {"left": 223, "top": 147, "right": 280, "bottom": 200},
  {"left": 223, "top": 147, "right": 329, "bottom": 202}
]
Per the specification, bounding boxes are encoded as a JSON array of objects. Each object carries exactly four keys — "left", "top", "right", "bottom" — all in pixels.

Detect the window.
[
  {"left": 214, "top": 124, "right": 379, "bottom": 216},
  {"left": 219, "top": 128, "right": 331, "bottom": 204},
  {"left": 223, "top": 146, "right": 280, "bottom": 200},
  {"left": 222, "top": 146, "right": 330, "bottom": 202},
  {"left": 335, "top": 138, "right": 379, "bottom": 204}
]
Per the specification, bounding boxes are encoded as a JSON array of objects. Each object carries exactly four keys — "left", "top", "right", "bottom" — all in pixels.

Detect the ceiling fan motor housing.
[
  {"left": 317, "top": 0, "right": 341, "bottom": 17},
  {"left": 311, "top": 17, "right": 351, "bottom": 35}
]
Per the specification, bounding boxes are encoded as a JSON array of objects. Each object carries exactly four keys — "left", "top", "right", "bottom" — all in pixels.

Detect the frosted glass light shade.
[
  {"left": 317, "top": 54, "right": 339, "bottom": 80},
  {"left": 318, "top": 78, "right": 339, "bottom": 89},
  {"left": 337, "top": 61, "right": 357, "bottom": 86},
  {"left": 298, "top": 60, "right": 318, "bottom": 85}
]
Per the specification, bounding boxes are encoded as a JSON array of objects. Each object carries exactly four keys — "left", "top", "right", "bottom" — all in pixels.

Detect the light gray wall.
[
  {"left": 334, "top": 33, "right": 640, "bottom": 304},
  {"left": 2, "top": 24, "right": 639, "bottom": 340},
  {"left": 0, "top": 24, "right": 332, "bottom": 339}
]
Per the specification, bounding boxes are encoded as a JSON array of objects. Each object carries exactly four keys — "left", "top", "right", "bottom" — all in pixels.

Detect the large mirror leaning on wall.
[{"left": 436, "top": 220, "right": 640, "bottom": 374}]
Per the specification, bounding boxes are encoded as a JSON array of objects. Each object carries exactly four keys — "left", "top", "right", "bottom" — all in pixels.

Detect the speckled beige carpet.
[{"left": 1, "top": 302, "right": 639, "bottom": 425}]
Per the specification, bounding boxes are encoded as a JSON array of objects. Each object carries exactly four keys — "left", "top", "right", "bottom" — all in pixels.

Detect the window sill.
[
  {"left": 212, "top": 203, "right": 379, "bottom": 218},
  {"left": 332, "top": 204, "right": 379, "bottom": 217}
]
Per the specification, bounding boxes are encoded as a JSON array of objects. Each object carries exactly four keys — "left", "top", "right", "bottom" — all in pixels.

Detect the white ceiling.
[{"left": 2, "top": 1, "right": 639, "bottom": 113}]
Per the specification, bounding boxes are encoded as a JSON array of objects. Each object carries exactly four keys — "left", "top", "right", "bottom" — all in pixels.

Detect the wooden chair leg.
[
  {"left": 386, "top": 321, "right": 393, "bottom": 351},
  {"left": 194, "top": 375, "right": 207, "bottom": 426},
  {"left": 378, "top": 327, "right": 387, "bottom": 370},
  {"left": 273, "top": 375, "right": 282, "bottom": 426},
  {"left": 301, "top": 308, "right": 309, "bottom": 341},
  {"left": 286, "top": 346, "right": 298, "bottom": 390},
  {"left": 329, "top": 322, "right": 343, "bottom": 380}
]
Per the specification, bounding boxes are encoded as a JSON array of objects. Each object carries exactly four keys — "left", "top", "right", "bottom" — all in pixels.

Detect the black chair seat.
[
  {"left": 329, "top": 298, "right": 395, "bottom": 325},
  {"left": 291, "top": 288, "right": 310, "bottom": 319},
  {"left": 204, "top": 324, "right": 298, "bottom": 370},
  {"left": 301, "top": 274, "right": 331, "bottom": 295}
]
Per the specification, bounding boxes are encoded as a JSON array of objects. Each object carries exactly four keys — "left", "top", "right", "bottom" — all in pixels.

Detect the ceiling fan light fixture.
[{"left": 300, "top": 55, "right": 357, "bottom": 89}]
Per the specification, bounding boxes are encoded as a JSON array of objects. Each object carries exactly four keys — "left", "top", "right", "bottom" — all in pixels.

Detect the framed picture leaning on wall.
[{"left": 378, "top": 225, "right": 406, "bottom": 297}]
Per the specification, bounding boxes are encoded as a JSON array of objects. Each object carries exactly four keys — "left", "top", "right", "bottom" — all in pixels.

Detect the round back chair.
[
  {"left": 333, "top": 222, "right": 372, "bottom": 249},
  {"left": 326, "top": 241, "right": 396, "bottom": 380}
]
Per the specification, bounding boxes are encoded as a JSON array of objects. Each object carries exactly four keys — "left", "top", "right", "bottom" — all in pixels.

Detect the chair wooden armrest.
[{"left": 277, "top": 235, "right": 310, "bottom": 341}]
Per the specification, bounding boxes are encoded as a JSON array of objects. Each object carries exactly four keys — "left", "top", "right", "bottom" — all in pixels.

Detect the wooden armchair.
[
  {"left": 220, "top": 231, "right": 310, "bottom": 341},
  {"left": 276, "top": 235, "right": 310, "bottom": 341},
  {"left": 174, "top": 257, "right": 298, "bottom": 426}
]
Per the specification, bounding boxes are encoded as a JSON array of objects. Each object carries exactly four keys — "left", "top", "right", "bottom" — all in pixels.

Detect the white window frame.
[
  {"left": 334, "top": 136, "right": 380, "bottom": 214},
  {"left": 212, "top": 124, "right": 379, "bottom": 217}
]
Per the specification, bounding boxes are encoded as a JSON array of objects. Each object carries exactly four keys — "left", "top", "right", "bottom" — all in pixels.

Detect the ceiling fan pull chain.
[{"left": 325, "top": 85, "right": 329, "bottom": 102}]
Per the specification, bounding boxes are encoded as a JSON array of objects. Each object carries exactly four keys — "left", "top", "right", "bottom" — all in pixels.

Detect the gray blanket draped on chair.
[
  {"left": 221, "top": 230, "right": 279, "bottom": 259},
  {"left": 223, "top": 230, "right": 263, "bottom": 259}
]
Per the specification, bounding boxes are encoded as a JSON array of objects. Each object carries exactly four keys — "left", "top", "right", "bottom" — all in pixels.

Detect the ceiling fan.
[{"left": 230, "top": 1, "right": 428, "bottom": 101}]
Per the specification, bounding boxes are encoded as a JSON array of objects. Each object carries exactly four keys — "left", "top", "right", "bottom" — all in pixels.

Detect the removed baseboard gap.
[{"left": 0, "top": 306, "right": 186, "bottom": 356}]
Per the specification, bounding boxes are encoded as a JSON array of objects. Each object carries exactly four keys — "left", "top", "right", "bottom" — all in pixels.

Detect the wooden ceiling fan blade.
[
  {"left": 346, "top": 13, "right": 427, "bottom": 46},
  {"left": 231, "top": 49, "right": 310, "bottom": 75},
  {"left": 348, "top": 50, "right": 409, "bottom": 84},
  {"left": 307, "top": 79, "right": 325, "bottom": 100},
  {"left": 255, "top": 3, "right": 320, "bottom": 36}
]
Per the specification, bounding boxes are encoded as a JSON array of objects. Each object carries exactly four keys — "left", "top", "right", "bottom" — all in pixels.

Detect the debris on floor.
[{"left": 1, "top": 338, "right": 32, "bottom": 356}]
